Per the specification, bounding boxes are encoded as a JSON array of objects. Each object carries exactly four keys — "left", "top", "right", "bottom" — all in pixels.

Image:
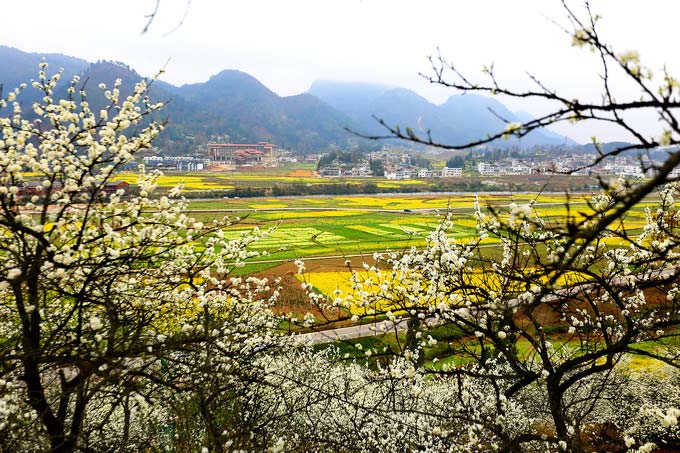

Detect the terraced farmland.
[
  {"left": 215, "top": 210, "right": 456, "bottom": 262},
  {"left": 188, "top": 194, "right": 657, "bottom": 259},
  {"left": 180, "top": 192, "right": 661, "bottom": 302}
]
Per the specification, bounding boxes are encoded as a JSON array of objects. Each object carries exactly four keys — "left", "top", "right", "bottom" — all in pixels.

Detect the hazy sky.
[{"left": 2, "top": 1, "right": 679, "bottom": 143}]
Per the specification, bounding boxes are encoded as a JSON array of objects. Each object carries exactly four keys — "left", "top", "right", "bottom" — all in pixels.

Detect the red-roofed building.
[{"left": 208, "top": 142, "right": 277, "bottom": 167}]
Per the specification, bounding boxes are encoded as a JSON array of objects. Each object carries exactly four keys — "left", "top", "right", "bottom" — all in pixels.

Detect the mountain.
[
  {"left": 308, "top": 80, "right": 391, "bottom": 123},
  {"left": 310, "top": 80, "right": 576, "bottom": 147},
  {"left": 171, "top": 70, "right": 359, "bottom": 151},
  {"left": 0, "top": 47, "right": 362, "bottom": 153},
  {"left": 576, "top": 141, "right": 636, "bottom": 154},
  {"left": 438, "top": 94, "right": 574, "bottom": 146},
  {"left": 64, "top": 61, "right": 199, "bottom": 151},
  {"left": 0, "top": 45, "right": 576, "bottom": 153},
  {"left": 439, "top": 94, "right": 517, "bottom": 143},
  {"left": 308, "top": 82, "right": 458, "bottom": 143},
  {"left": 510, "top": 109, "right": 576, "bottom": 146},
  {"left": 79, "top": 65, "right": 362, "bottom": 152},
  {"left": 0, "top": 45, "right": 89, "bottom": 92},
  {"left": 513, "top": 110, "right": 536, "bottom": 123},
  {"left": 369, "top": 88, "right": 451, "bottom": 141},
  {"left": 0, "top": 46, "right": 89, "bottom": 113}
]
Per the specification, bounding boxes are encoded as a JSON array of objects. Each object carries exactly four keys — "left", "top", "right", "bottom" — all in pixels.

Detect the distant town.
[{"left": 139, "top": 141, "right": 673, "bottom": 180}]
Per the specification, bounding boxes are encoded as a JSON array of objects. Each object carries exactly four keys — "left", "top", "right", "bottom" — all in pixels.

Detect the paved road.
[
  {"left": 299, "top": 267, "right": 680, "bottom": 345},
  {"left": 300, "top": 319, "right": 410, "bottom": 344}
]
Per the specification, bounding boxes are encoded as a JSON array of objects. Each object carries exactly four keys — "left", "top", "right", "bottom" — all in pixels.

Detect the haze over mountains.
[
  {"left": 309, "top": 81, "right": 574, "bottom": 148},
  {"left": 0, "top": 46, "right": 576, "bottom": 153}
]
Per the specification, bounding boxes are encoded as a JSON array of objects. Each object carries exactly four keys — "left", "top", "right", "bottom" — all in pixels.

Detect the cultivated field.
[
  {"left": 115, "top": 168, "right": 429, "bottom": 192},
  {"left": 179, "top": 192, "right": 657, "bottom": 302},
  {"left": 115, "top": 165, "right": 606, "bottom": 193}
]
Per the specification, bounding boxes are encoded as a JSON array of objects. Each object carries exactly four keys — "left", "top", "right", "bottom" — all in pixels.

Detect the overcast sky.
[{"left": 2, "top": 0, "right": 678, "bottom": 143}]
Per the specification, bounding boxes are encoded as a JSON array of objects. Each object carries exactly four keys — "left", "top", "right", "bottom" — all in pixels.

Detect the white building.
[
  {"left": 386, "top": 169, "right": 411, "bottom": 180},
  {"left": 441, "top": 167, "right": 462, "bottom": 177},
  {"left": 478, "top": 162, "right": 499, "bottom": 176}
]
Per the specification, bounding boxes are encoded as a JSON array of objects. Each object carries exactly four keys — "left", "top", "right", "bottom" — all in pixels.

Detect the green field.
[
  {"left": 179, "top": 193, "right": 657, "bottom": 273},
  {"left": 210, "top": 210, "right": 454, "bottom": 261},
  {"left": 186, "top": 194, "right": 508, "bottom": 263}
]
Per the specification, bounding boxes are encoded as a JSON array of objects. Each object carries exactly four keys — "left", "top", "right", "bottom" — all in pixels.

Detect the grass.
[
  {"left": 177, "top": 192, "right": 663, "bottom": 313},
  {"left": 317, "top": 320, "right": 678, "bottom": 376},
  {"left": 176, "top": 188, "right": 676, "bottom": 376},
  {"left": 202, "top": 210, "right": 448, "bottom": 261},
  {"left": 177, "top": 192, "right": 662, "bottom": 288}
]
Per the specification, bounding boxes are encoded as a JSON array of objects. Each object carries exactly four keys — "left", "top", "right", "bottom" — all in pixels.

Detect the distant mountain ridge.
[
  {"left": 0, "top": 46, "right": 89, "bottom": 89},
  {"left": 171, "top": 69, "right": 359, "bottom": 152},
  {"left": 0, "top": 46, "right": 89, "bottom": 110},
  {"left": 0, "top": 47, "right": 361, "bottom": 153},
  {"left": 309, "top": 80, "right": 575, "bottom": 147},
  {"left": 1, "top": 45, "right": 577, "bottom": 153}
]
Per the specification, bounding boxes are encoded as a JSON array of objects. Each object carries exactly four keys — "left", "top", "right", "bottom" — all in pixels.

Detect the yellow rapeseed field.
[
  {"left": 346, "top": 225, "right": 396, "bottom": 236},
  {"left": 300, "top": 267, "right": 597, "bottom": 314},
  {"left": 256, "top": 210, "right": 366, "bottom": 220},
  {"left": 249, "top": 203, "right": 288, "bottom": 209},
  {"left": 115, "top": 172, "right": 234, "bottom": 191}
]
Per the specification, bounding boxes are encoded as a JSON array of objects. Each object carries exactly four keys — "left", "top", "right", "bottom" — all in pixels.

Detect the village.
[{"left": 138, "top": 141, "right": 672, "bottom": 180}]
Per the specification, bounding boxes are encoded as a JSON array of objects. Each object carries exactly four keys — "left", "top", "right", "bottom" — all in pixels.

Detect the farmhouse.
[
  {"left": 16, "top": 181, "right": 129, "bottom": 200},
  {"left": 103, "top": 181, "right": 130, "bottom": 196},
  {"left": 208, "top": 142, "right": 277, "bottom": 167}
]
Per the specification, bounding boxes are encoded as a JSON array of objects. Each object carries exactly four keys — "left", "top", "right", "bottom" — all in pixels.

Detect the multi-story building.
[
  {"left": 208, "top": 142, "right": 277, "bottom": 167},
  {"left": 143, "top": 156, "right": 210, "bottom": 171},
  {"left": 385, "top": 169, "right": 412, "bottom": 180},
  {"left": 441, "top": 167, "right": 462, "bottom": 177}
]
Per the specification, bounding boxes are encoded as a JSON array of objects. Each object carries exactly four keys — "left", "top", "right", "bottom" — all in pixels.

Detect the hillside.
[
  {"left": 172, "top": 70, "right": 360, "bottom": 152},
  {"left": 0, "top": 46, "right": 89, "bottom": 114},
  {"left": 0, "top": 47, "right": 362, "bottom": 153},
  {"left": 309, "top": 80, "right": 576, "bottom": 147},
  {"left": 0, "top": 45, "right": 577, "bottom": 153}
]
